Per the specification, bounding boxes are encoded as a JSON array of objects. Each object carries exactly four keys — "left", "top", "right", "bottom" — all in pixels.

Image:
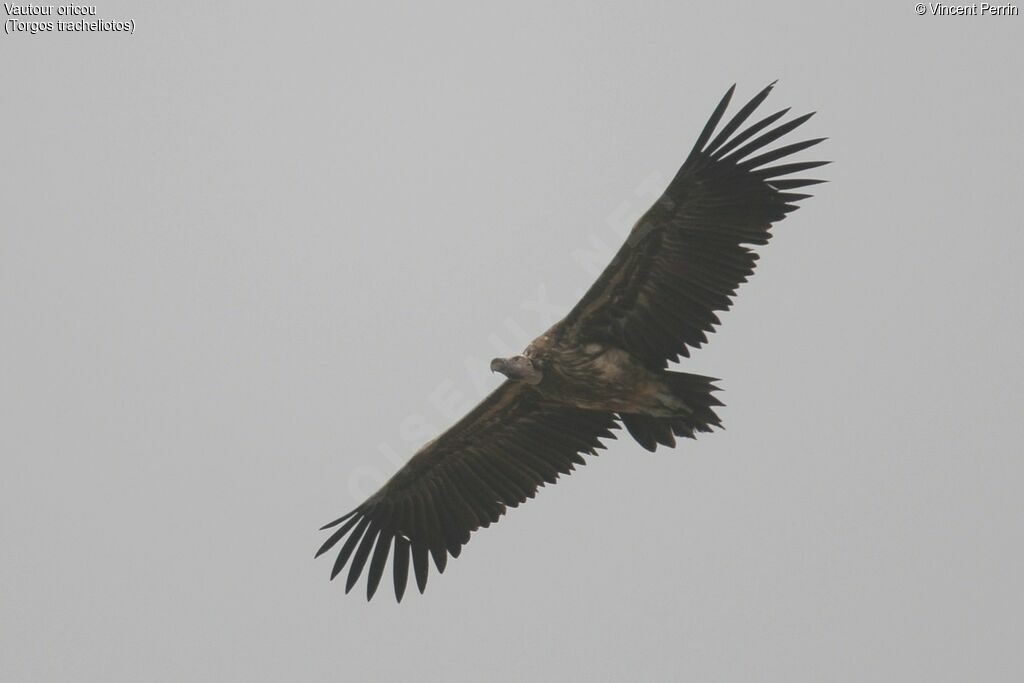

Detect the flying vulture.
[{"left": 316, "top": 82, "right": 827, "bottom": 601}]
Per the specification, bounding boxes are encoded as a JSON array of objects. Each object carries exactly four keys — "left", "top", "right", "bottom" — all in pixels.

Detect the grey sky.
[{"left": 3, "top": 3, "right": 1022, "bottom": 681}]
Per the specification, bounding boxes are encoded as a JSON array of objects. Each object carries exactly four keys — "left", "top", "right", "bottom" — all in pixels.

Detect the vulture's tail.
[{"left": 620, "top": 372, "right": 724, "bottom": 452}]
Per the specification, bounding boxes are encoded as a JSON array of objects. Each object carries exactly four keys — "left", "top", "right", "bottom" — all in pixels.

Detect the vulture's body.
[{"left": 316, "top": 82, "right": 828, "bottom": 601}]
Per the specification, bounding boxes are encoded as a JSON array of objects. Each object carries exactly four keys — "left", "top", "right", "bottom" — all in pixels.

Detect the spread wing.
[
  {"left": 316, "top": 382, "right": 618, "bottom": 601},
  {"left": 559, "top": 82, "right": 828, "bottom": 369}
]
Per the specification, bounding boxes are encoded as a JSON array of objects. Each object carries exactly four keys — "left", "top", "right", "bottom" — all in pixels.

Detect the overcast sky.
[{"left": 3, "top": 3, "right": 1023, "bottom": 681}]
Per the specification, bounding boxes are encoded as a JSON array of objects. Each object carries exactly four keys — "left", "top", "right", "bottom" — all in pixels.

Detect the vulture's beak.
[{"left": 490, "top": 358, "right": 507, "bottom": 374}]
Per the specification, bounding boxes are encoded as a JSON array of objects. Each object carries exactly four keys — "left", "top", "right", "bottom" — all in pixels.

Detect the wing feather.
[
  {"left": 316, "top": 381, "right": 617, "bottom": 600},
  {"left": 392, "top": 536, "right": 411, "bottom": 602},
  {"left": 412, "top": 542, "right": 430, "bottom": 594},
  {"left": 365, "top": 531, "right": 392, "bottom": 600},
  {"left": 560, "top": 83, "right": 827, "bottom": 368}
]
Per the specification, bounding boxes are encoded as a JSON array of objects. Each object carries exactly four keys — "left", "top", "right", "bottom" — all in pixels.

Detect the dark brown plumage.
[{"left": 316, "top": 82, "right": 828, "bottom": 601}]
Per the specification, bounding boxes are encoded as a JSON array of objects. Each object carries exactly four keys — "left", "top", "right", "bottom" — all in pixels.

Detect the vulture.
[{"left": 316, "top": 82, "right": 827, "bottom": 601}]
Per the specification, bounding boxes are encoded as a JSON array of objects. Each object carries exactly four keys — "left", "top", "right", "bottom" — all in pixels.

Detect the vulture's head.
[{"left": 490, "top": 355, "right": 543, "bottom": 385}]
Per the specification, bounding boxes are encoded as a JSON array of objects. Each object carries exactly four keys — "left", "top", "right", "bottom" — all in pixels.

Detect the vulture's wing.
[
  {"left": 559, "top": 82, "right": 828, "bottom": 369},
  {"left": 316, "top": 381, "right": 618, "bottom": 601}
]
